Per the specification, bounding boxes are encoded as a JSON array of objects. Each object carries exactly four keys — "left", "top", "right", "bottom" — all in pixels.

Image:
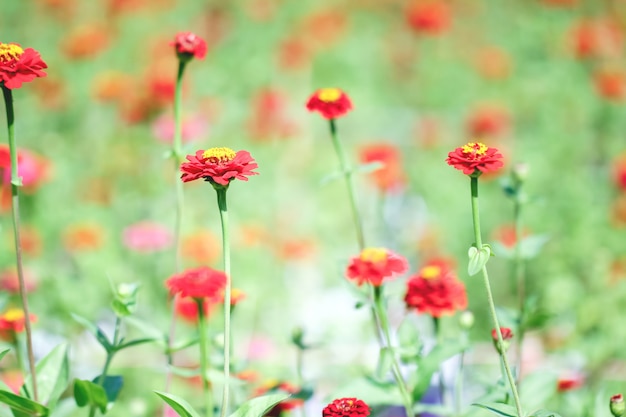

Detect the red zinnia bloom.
[
  {"left": 306, "top": 88, "right": 353, "bottom": 119},
  {"left": 404, "top": 261, "right": 467, "bottom": 317},
  {"left": 359, "top": 143, "right": 406, "bottom": 192},
  {"left": 491, "top": 327, "right": 514, "bottom": 341},
  {"left": 180, "top": 147, "right": 259, "bottom": 186},
  {"left": 446, "top": 142, "right": 504, "bottom": 176},
  {"left": 166, "top": 266, "right": 227, "bottom": 300},
  {"left": 345, "top": 248, "right": 408, "bottom": 287},
  {"left": 0, "top": 43, "right": 47, "bottom": 89},
  {"left": 323, "top": 398, "right": 370, "bottom": 417},
  {"left": 557, "top": 373, "right": 584, "bottom": 392},
  {"left": 171, "top": 32, "right": 207, "bottom": 60},
  {"left": 406, "top": 1, "right": 451, "bottom": 35},
  {"left": 0, "top": 309, "right": 37, "bottom": 341}
]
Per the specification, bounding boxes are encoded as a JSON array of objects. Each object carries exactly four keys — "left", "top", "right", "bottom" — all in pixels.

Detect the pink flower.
[
  {"left": 123, "top": 221, "right": 172, "bottom": 253},
  {"left": 152, "top": 113, "right": 208, "bottom": 144}
]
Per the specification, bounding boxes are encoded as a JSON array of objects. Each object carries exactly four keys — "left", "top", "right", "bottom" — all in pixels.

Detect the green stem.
[
  {"left": 328, "top": 118, "right": 365, "bottom": 251},
  {"left": 433, "top": 317, "right": 446, "bottom": 406},
  {"left": 197, "top": 299, "right": 214, "bottom": 417},
  {"left": 513, "top": 192, "right": 526, "bottom": 382},
  {"left": 454, "top": 349, "right": 466, "bottom": 417},
  {"left": 373, "top": 286, "right": 414, "bottom": 417},
  {"left": 89, "top": 317, "right": 121, "bottom": 417},
  {"left": 470, "top": 176, "right": 523, "bottom": 417},
  {"left": 2, "top": 86, "right": 37, "bottom": 402},
  {"left": 216, "top": 188, "right": 231, "bottom": 417}
]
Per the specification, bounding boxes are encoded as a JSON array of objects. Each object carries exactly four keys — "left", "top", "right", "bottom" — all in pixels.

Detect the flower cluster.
[
  {"left": 345, "top": 248, "right": 408, "bottom": 287},
  {"left": 306, "top": 88, "right": 353, "bottom": 119},
  {"left": 0, "top": 42, "right": 47, "bottom": 89},
  {"left": 323, "top": 398, "right": 370, "bottom": 417},
  {"left": 404, "top": 260, "right": 467, "bottom": 317},
  {"left": 180, "top": 147, "right": 259, "bottom": 188},
  {"left": 166, "top": 266, "right": 227, "bottom": 300},
  {"left": 446, "top": 142, "right": 504, "bottom": 176}
]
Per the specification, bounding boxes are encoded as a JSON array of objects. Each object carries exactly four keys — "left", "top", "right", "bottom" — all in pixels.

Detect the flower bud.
[
  {"left": 512, "top": 163, "right": 529, "bottom": 183},
  {"left": 491, "top": 327, "right": 513, "bottom": 354},
  {"left": 611, "top": 394, "right": 625, "bottom": 417},
  {"left": 459, "top": 310, "right": 475, "bottom": 330}
]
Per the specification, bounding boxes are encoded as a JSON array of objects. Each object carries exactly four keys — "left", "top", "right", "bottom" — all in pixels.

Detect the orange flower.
[
  {"left": 359, "top": 143, "right": 406, "bottom": 192},
  {"left": 346, "top": 248, "right": 409, "bottom": 287},
  {"left": 492, "top": 224, "right": 529, "bottom": 249},
  {"left": 306, "top": 88, "right": 353, "bottom": 120},
  {"left": 61, "top": 25, "right": 110, "bottom": 60},
  {"left": 6, "top": 225, "right": 43, "bottom": 257},
  {"left": 466, "top": 105, "right": 510, "bottom": 138},
  {"left": 92, "top": 71, "right": 135, "bottom": 103},
  {"left": 63, "top": 223, "right": 104, "bottom": 252},
  {"left": 0, "top": 370, "right": 23, "bottom": 394},
  {"left": 569, "top": 18, "right": 623, "bottom": 60},
  {"left": 405, "top": 0, "right": 451, "bottom": 35},
  {"left": 275, "top": 238, "right": 316, "bottom": 261},
  {"left": 182, "top": 230, "right": 220, "bottom": 265},
  {"left": 248, "top": 88, "right": 296, "bottom": 141},
  {"left": 474, "top": 46, "right": 512, "bottom": 80},
  {"left": 594, "top": 68, "right": 626, "bottom": 101},
  {"left": 0, "top": 309, "right": 37, "bottom": 341},
  {"left": 302, "top": 10, "right": 348, "bottom": 48},
  {"left": 278, "top": 37, "right": 311, "bottom": 71}
]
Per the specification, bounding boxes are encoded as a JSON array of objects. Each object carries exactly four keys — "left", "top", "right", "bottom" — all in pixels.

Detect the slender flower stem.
[
  {"left": 89, "top": 317, "right": 121, "bottom": 417},
  {"left": 373, "top": 287, "right": 414, "bottom": 417},
  {"left": 2, "top": 86, "right": 37, "bottom": 402},
  {"left": 216, "top": 188, "right": 231, "bottom": 417},
  {"left": 513, "top": 190, "right": 526, "bottom": 381},
  {"left": 454, "top": 348, "right": 466, "bottom": 417},
  {"left": 163, "top": 60, "right": 187, "bottom": 414},
  {"left": 433, "top": 317, "right": 446, "bottom": 406},
  {"left": 197, "top": 299, "right": 214, "bottom": 417},
  {"left": 469, "top": 176, "right": 523, "bottom": 417}
]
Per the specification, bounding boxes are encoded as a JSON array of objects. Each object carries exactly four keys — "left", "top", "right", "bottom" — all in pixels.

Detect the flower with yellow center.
[
  {"left": 360, "top": 248, "right": 387, "bottom": 263},
  {"left": 461, "top": 142, "right": 488, "bottom": 156},
  {"left": 1, "top": 308, "right": 24, "bottom": 322},
  {"left": 317, "top": 88, "right": 341, "bottom": 103},
  {"left": 0, "top": 43, "right": 24, "bottom": 63},
  {"left": 420, "top": 265, "right": 442, "bottom": 279},
  {"left": 202, "top": 147, "right": 236, "bottom": 163}
]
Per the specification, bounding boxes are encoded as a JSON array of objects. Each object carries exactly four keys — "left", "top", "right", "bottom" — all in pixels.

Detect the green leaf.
[
  {"left": 73, "top": 380, "right": 107, "bottom": 414},
  {"left": 0, "top": 349, "right": 11, "bottom": 363},
  {"left": 412, "top": 341, "right": 468, "bottom": 402},
  {"left": 154, "top": 391, "right": 201, "bottom": 417},
  {"left": 355, "top": 161, "right": 384, "bottom": 174},
  {"left": 319, "top": 171, "right": 343, "bottom": 186},
  {"left": 91, "top": 376, "right": 123, "bottom": 403},
  {"left": 375, "top": 347, "right": 394, "bottom": 381},
  {"left": 528, "top": 410, "right": 562, "bottom": 417},
  {"left": 71, "top": 314, "right": 113, "bottom": 353},
  {"left": 471, "top": 402, "right": 518, "bottom": 417},
  {"left": 467, "top": 245, "right": 491, "bottom": 276},
  {"left": 21, "top": 344, "right": 69, "bottom": 408},
  {"left": 110, "top": 300, "right": 131, "bottom": 318},
  {"left": 0, "top": 390, "right": 49, "bottom": 416},
  {"left": 116, "top": 338, "right": 157, "bottom": 351},
  {"left": 227, "top": 393, "right": 291, "bottom": 417}
]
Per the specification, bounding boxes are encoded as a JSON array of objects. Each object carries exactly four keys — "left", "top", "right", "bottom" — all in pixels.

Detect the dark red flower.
[
  {"left": 323, "top": 398, "right": 370, "bottom": 417},
  {"left": 359, "top": 143, "right": 406, "bottom": 192},
  {"left": 306, "top": 88, "right": 353, "bottom": 119},
  {"left": 557, "top": 374, "right": 584, "bottom": 392},
  {"left": 404, "top": 261, "right": 467, "bottom": 317},
  {"left": 491, "top": 327, "right": 514, "bottom": 341},
  {"left": 180, "top": 147, "right": 259, "bottom": 187},
  {"left": 166, "top": 266, "right": 227, "bottom": 300},
  {"left": 406, "top": 1, "right": 451, "bottom": 35},
  {"left": 446, "top": 142, "right": 504, "bottom": 176},
  {"left": 0, "top": 43, "right": 47, "bottom": 89},
  {"left": 171, "top": 32, "right": 207, "bottom": 60},
  {"left": 345, "top": 248, "right": 408, "bottom": 287}
]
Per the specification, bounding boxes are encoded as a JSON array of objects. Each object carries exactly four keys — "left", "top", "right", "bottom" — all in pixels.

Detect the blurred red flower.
[
  {"left": 323, "top": 398, "right": 370, "bottom": 417},
  {"left": 491, "top": 327, "right": 514, "bottom": 341},
  {"left": 182, "top": 230, "right": 220, "bottom": 265},
  {"left": 255, "top": 381, "right": 304, "bottom": 416},
  {"left": 174, "top": 295, "right": 211, "bottom": 323},
  {"left": 613, "top": 154, "right": 626, "bottom": 191},
  {"left": 492, "top": 224, "right": 529, "bottom": 249},
  {"left": 404, "top": 260, "right": 467, "bottom": 317},
  {"left": 0, "top": 370, "right": 23, "bottom": 394},
  {"left": 0, "top": 145, "right": 51, "bottom": 191},
  {"left": 594, "top": 68, "right": 626, "bottom": 101},
  {"left": 180, "top": 147, "right": 259, "bottom": 186},
  {"left": 466, "top": 105, "right": 510, "bottom": 138},
  {"left": 0, "top": 309, "right": 37, "bottom": 340},
  {"left": 0, "top": 43, "right": 47, "bottom": 89},
  {"left": 302, "top": 10, "right": 348, "bottom": 48},
  {"left": 306, "top": 88, "right": 353, "bottom": 119},
  {"left": 569, "top": 19, "right": 623, "bottom": 60},
  {"left": 359, "top": 143, "right": 406, "bottom": 192},
  {"left": 474, "top": 46, "right": 512, "bottom": 80},
  {"left": 92, "top": 71, "right": 135, "bottom": 103},
  {"left": 278, "top": 37, "right": 311, "bottom": 71},
  {"left": 63, "top": 223, "right": 104, "bottom": 252},
  {"left": 557, "top": 374, "right": 584, "bottom": 392},
  {"left": 446, "top": 142, "right": 504, "bottom": 176},
  {"left": 0, "top": 268, "right": 37, "bottom": 294},
  {"left": 61, "top": 25, "right": 109, "bottom": 60},
  {"left": 152, "top": 113, "right": 208, "bottom": 144},
  {"left": 406, "top": 0, "right": 451, "bottom": 35},
  {"left": 248, "top": 88, "right": 296, "bottom": 141},
  {"left": 171, "top": 32, "right": 207, "bottom": 60},
  {"left": 166, "top": 266, "right": 227, "bottom": 300},
  {"left": 346, "top": 248, "right": 408, "bottom": 287},
  {"left": 123, "top": 221, "right": 172, "bottom": 253}
]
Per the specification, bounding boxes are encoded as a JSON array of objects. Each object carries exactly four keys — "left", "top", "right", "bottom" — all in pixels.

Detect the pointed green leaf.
[
  {"left": 0, "top": 349, "right": 11, "bottom": 363},
  {"left": 0, "top": 390, "right": 49, "bottom": 416},
  {"left": 227, "top": 393, "right": 290, "bottom": 417},
  {"left": 154, "top": 391, "right": 201, "bottom": 417},
  {"left": 91, "top": 376, "right": 123, "bottom": 403},
  {"left": 468, "top": 245, "right": 491, "bottom": 276},
  {"left": 471, "top": 402, "right": 518, "bottom": 417},
  {"left": 116, "top": 338, "right": 157, "bottom": 351},
  {"left": 412, "top": 341, "right": 468, "bottom": 402},
  {"left": 73, "top": 380, "right": 107, "bottom": 414},
  {"left": 70, "top": 314, "right": 113, "bottom": 353},
  {"left": 21, "top": 344, "right": 69, "bottom": 408}
]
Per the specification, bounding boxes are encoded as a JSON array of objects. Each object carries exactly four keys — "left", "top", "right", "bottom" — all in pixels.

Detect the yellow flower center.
[
  {"left": 461, "top": 142, "right": 488, "bottom": 156},
  {"left": 360, "top": 248, "right": 387, "bottom": 263},
  {"left": 420, "top": 265, "right": 441, "bottom": 279},
  {"left": 317, "top": 88, "right": 341, "bottom": 103},
  {"left": 1, "top": 308, "right": 24, "bottom": 322},
  {"left": 202, "top": 147, "right": 236, "bottom": 163},
  {"left": 0, "top": 43, "right": 24, "bottom": 63}
]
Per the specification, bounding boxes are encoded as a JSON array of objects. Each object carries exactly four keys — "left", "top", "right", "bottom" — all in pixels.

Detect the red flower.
[
  {"left": 557, "top": 374, "right": 584, "bottom": 392},
  {"left": 345, "top": 248, "right": 408, "bottom": 287},
  {"left": 492, "top": 224, "right": 530, "bottom": 249},
  {"left": 166, "top": 266, "right": 227, "bottom": 300},
  {"left": 0, "top": 43, "right": 47, "bottom": 89},
  {"left": 404, "top": 261, "right": 467, "bottom": 317},
  {"left": 323, "top": 398, "right": 370, "bottom": 417},
  {"left": 180, "top": 147, "right": 259, "bottom": 187},
  {"left": 171, "top": 32, "right": 207, "bottom": 60},
  {"left": 359, "top": 143, "right": 406, "bottom": 192},
  {"left": 446, "top": 142, "right": 504, "bottom": 176},
  {"left": 569, "top": 19, "right": 623, "bottom": 60},
  {"left": 306, "top": 88, "right": 353, "bottom": 119},
  {"left": 0, "top": 309, "right": 37, "bottom": 341},
  {"left": 406, "top": 1, "right": 451, "bottom": 35},
  {"left": 594, "top": 68, "right": 626, "bottom": 101},
  {"left": 466, "top": 105, "right": 510, "bottom": 138},
  {"left": 613, "top": 154, "right": 626, "bottom": 191},
  {"left": 174, "top": 295, "right": 212, "bottom": 323},
  {"left": 491, "top": 327, "right": 514, "bottom": 341}
]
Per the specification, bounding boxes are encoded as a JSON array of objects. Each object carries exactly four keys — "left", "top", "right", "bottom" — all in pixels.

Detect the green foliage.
[
  {"left": 468, "top": 245, "right": 492, "bottom": 276},
  {"left": 21, "top": 344, "right": 69, "bottom": 409},
  {"left": 0, "top": 390, "right": 48, "bottom": 417},
  {"left": 227, "top": 394, "right": 291, "bottom": 417},
  {"left": 73, "top": 380, "right": 107, "bottom": 414},
  {"left": 154, "top": 392, "right": 201, "bottom": 417}
]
